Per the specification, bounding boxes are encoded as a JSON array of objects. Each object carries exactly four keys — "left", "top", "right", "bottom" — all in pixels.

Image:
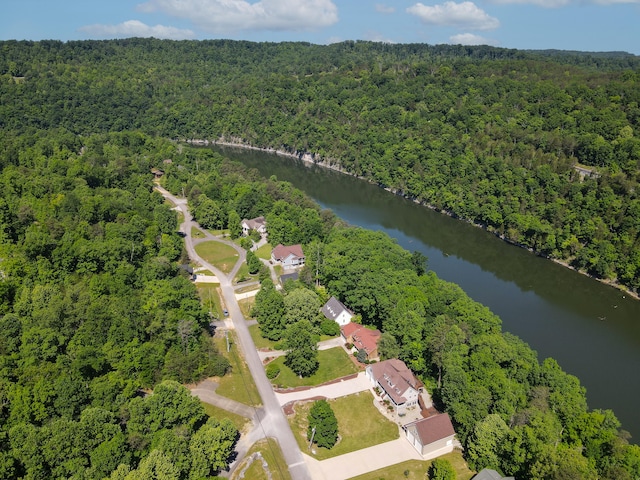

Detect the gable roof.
[
  {"left": 369, "top": 359, "right": 423, "bottom": 405},
  {"left": 322, "top": 296, "right": 351, "bottom": 321},
  {"left": 473, "top": 469, "right": 514, "bottom": 480},
  {"left": 341, "top": 323, "right": 380, "bottom": 354},
  {"left": 242, "top": 216, "right": 266, "bottom": 229},
  {"left": 406, "top": 413, "right": 455, "bottom": 446},
  {"left": 272, "top": 244, "right": 304, "bottom": 261}
]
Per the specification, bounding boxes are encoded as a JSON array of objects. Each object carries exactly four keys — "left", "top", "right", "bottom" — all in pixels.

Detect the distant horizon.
[
  {"left": 2, "top": 0, "right": 639, "bottom": 56},
  {"left": 1, "top": 36, "right": 638, "bottom": 57}
]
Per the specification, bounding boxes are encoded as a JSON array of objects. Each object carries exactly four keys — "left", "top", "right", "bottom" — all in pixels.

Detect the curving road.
[{"left": 155, "top": 185, "right": 312, "bottom": 480}]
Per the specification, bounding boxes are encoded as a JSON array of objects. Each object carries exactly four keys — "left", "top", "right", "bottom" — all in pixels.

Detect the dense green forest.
[
  {"left": 0, "top": 132, "right": 240, "bottom": 478},
  {"left": 2, "top": 39, "right": 640, "bottom": 292},
  {"left": 2, "top": 39, "right": 640, "bottom": 479}
]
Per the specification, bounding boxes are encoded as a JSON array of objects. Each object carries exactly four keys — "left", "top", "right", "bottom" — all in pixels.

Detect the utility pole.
[{"left": 308, "top": 426, "right": 316, "bottom": 451}]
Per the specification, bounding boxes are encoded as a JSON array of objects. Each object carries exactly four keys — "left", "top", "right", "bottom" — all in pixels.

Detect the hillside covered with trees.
[
  {"left": 2, "top": 39, "right": 640, "bottom": 292},
  {"left": 2, "top": 39, "right": 640, "bottom": 479}
]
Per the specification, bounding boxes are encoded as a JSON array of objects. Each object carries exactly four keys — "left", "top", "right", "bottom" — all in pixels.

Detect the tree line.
[{"left": 1, "top": 39, "right": 639, "bottom": 292}]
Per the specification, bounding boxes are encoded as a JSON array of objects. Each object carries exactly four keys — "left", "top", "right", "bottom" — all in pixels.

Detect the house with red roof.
[
  {"left": 271, "top": 244, "right": 305, "bottom": 268},
  {"left": 366, "top": 359, "right": 423, "bottom": 415},
  {"left": 341, "top": 323, "right": 381, "bottom": 361},
  {"left": 403, "top": 413, "right": 457, "bottom": 457}
]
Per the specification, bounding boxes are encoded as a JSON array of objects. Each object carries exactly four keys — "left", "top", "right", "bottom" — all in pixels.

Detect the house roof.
[
  {"left": 342, "top": 323, "right": 380, "bottom": 354},
  {"left": 272, "top": 244, "right": 304, "bottom": 261},
  {"left": 280, "top": 272, "right": 299, "bottom": 283},
  {"left": 322, "top": 296, "right": 351, "bottom": 321},
  {"left": 406, "top": 413, "right": 455, "bottom": 446},
  {"left": 242, "top": 216, "right": 266, "bottom": 229},
  {"left": 369, "top": 359, "right": 423, "bottom": 405},
  {"left": 473, "top": 469, "right": 513, "bottom": 480}
]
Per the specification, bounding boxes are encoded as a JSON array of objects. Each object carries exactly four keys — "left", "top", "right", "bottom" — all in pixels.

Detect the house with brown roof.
[
  {"left": 271, "top": 244, "right": 305, "bottom": 268},
  {"left": 366, "top": 359, "right": 423, "bottom": 415},
  {"left": 341, "top": 323, "right": 381, "bottom": 361},
  {"left": 322, "top": 296, "right": 353, "bottom": 326},
  {"left": 241, "top": 216, "right": 267, "bottom": 236},
  {"left": 403, "top": 413, "right": 457, "bottom": 457}
]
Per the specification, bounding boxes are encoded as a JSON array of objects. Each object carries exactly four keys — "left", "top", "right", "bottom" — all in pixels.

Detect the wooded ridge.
[{"left": 2, "top": 39, "right": 640, "bottom": 293}]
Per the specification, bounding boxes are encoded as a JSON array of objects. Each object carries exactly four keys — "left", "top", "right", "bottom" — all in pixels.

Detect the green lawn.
[
  {"left": 270, "top": 347, "right": 359, "bottom": 388},
  {"left": 194, "top": 240, "right": 239, "bottom": 274},
  {"left": 213, "top": 330, "right": 262, "bottom": 407},
  {"left": 234, "top": 262, "right": 260, "bottom": 284},
  {"left": 249, "top": 323, "right": 277, "bottom": 350},
  {"left": 191, "top": 226, "right": 205, "bottom": 238},
  {"left": 288, "top": 391, "right": 399, "bottom": 460},
  {"left": 201, "top": 401, "right": 249, "bottom": 433},
  {"left": 238, "top": 297, "right": 256, "bottom": 319},
  {"left": 255, "top": 243, "right": 273, "bottom": 260},
  {"left": 230, "top": 438, "right": 292, "bottom": 480},
  {"left": 196, "top": 284, "right": 223, "bottom": 318},
  {"left": 349, "top": 451, "right": 475, "bottom": 480}
]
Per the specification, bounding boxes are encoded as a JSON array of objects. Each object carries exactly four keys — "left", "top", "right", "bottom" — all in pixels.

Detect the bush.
[
  {"left": 320, "top": 318, "right": 340, "bottom": 336},
  {"left": 266, "top": 363, "right": 280, "bottom": 379}
]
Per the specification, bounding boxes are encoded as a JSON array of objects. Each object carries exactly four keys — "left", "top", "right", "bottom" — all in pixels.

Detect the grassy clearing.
[
  {"left": 349, "top": 451, "right": 475, "bottom": 480},
  {"left": 289, "top": 391, "right": 399, "bottom": 460},
  {"left": 191, "top": 226, "right": 205, "bottom": 238},
  {"left": 196, "top": 284, "right": 223, "bottom": 318},
  {"left": 248, "top": 323, "right": 277, "bottom": 350},
  {"left": 238, "top": 297, "right": 256, "bottom": 319},
  {"left": 234, "top": 263, "right": 260, "bottom": 284},
  {"left": 201, "top": 401, "right": 249, "bottom": 433},
  {"left": 194, "top": 241, "right": 239, "bottom": 274},
  {"left": 270, "top": 347, "right": 359, "bottom": 388},
  {"left": 255, "top": 243, "right": 273, "bottom": 260},
  {"left": 230, "top": 438, "right": 292, "bottom": 480},
  {"left": 213, "top": 330, "right": 262, "bottom": 407}
]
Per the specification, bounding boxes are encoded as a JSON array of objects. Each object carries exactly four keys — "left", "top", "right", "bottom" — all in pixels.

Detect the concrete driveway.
[{"left": 275, "top": 371, "right": 371, "bottom": 406}]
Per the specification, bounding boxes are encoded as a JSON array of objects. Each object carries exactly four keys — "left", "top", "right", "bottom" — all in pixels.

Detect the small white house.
[
  {"left": 241, "top": 216, "right": 267, "bottom": 236},
  {"left": 321, "top": 296, "right": 353, "bottom": 326},
  {"left": 404, "top": 413, "right": 457, "bottom": 457}
]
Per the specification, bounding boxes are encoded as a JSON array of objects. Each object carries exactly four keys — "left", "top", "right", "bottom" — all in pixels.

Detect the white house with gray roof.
[{"left": 321, "top": 296, "right": 353, "bottom": 326}]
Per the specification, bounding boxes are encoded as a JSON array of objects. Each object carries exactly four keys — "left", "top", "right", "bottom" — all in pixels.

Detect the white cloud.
[
  {"left": 450, "top": 32, "right": 498, "bottom": 45},
  {"left": 79, "top": 20, "right": 195, "bottom": 39},
  {"left": 138, "top": 0, "right": 338, "bottom": 33},
  {"left": 488, "top": 0, "right": 639, "bottom": 7},
  {"left": 363, "top": 31, "right": 396, "bottom": 43},
  {"left": 375, "top": 4, "right": 396, "bottom": 13},
  {"left": 407, "top": 2, "right": 500, "bottom": 30}
]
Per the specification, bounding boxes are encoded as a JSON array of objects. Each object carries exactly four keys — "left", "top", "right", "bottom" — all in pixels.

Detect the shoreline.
[{"left": 186, "top": 138, "right": 640, "bottom": 302}]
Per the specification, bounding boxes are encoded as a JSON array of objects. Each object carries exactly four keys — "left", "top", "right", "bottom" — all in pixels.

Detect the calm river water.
[{"left": 214, "top": 145, "right": 640, "bottom": 441}]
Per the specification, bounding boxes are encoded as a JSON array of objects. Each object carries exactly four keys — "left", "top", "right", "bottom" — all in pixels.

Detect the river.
[{"left": 213, "top": 145, "right": 640, "bottom": 441}]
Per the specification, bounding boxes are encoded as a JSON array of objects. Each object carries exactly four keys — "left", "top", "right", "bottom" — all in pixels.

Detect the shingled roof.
[{"left": 405, "top": 413, "right": 455, "bottom": 446}]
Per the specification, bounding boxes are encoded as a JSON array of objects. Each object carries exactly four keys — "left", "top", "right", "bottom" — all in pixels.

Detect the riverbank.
[{"left": 186, "top": 138, "right": 640, "bottom": 302}]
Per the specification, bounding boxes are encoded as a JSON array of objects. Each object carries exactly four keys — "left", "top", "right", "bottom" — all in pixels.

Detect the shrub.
[{"left": 266, "top": 363, "right": 280, "bottom": 379}]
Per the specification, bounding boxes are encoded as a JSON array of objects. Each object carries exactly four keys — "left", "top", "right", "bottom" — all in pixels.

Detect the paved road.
[{"left": 155, "top": 185, "right": 312, "bottom": 480}]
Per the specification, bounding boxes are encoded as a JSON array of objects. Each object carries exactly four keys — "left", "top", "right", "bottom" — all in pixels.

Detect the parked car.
[{"left": 223, "top": 308, "right": 228, "bottom": 317}]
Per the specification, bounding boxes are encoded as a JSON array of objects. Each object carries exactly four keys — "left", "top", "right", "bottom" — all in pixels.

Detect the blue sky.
[{"left": 2, "top": 0, "right": 638, "bottom": 54}]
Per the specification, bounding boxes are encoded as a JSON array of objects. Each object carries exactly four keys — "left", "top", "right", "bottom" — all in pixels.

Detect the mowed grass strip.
[
  {"left": 200, "top": 401, "right": 249, "bottom": 433},
  {"left": 348, "top": 451, "right": 475, "bottom": 480},
  {"left": 248, "top": 323, "right": 278, "bottom": 350},
  {"left": 196, "top": 284, "right": 222, "bottom": 318},
  {"left": 213, "top": 330, "right": 262, "bottom": 407},
  {"left": 230, "top": 438, "right": 292, "bottom": 480},
  {"left": 288, "top": 391, "right": 399, "bottom": 460},
  {"left": 194, "top": 240, "right": 239, "bottom": 274},
  {"left": 270, "top": 347, "right": 359, "bottom": 388}
]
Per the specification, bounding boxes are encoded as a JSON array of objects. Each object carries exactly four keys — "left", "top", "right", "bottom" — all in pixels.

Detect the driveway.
[{"left": 275, "top": 371, "right": 371, "bottom": 406}]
